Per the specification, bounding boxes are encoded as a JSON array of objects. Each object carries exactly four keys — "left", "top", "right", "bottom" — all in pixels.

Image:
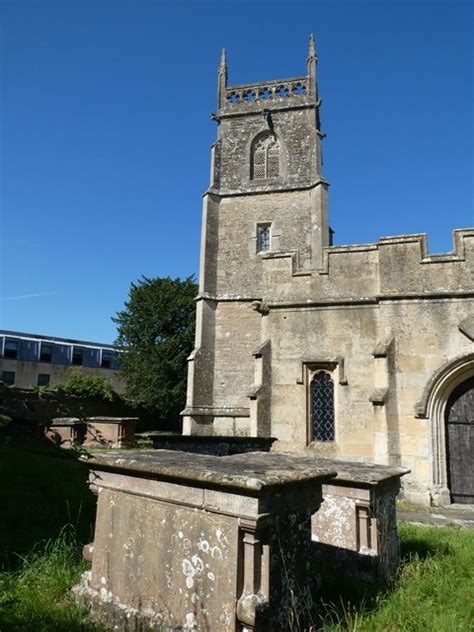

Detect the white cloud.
[{"left": 0, "top": 291, "right": 58, "bottom": 302}]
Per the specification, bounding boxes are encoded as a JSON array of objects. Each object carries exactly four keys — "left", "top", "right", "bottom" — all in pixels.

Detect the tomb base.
[{"left": 73, "top": 450, "right": 336, "bottom": 631}]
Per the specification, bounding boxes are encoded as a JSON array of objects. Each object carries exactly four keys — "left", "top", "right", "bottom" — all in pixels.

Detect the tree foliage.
[
  {"left": 54, "top": 368, "right": 115, "bottom": 401},
  {"left": 113, "top": 276, "right": 197, "bottom": 420}
]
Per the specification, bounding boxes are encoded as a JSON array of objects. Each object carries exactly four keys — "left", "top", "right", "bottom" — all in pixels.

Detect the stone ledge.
[
  {"left": 228, "top": 452, "right": 409, "bottom": 487},
  {"left": 88, "top": 449, "right": 336, "bottom": 494},
  {"left": 181, "top": 406, "right": 250, "bottom": 418}
]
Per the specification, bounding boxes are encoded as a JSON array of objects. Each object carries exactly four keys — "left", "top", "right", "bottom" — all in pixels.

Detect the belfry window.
[
  {"left": 257, "top": 223, "right": 271, "bottom": 252},
  {"left": 251, "top": 132, "right": 280, "bottom": 180},
  {"left": 310, "top": 371, "right": 335, "bottom": 441}
]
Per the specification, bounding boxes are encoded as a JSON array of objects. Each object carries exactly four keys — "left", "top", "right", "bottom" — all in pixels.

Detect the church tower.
[{"left": 183, "top": 36, "right": 330, "bottom": 435}]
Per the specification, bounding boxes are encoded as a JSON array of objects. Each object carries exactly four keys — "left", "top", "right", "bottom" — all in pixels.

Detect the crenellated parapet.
[
  {"left": 259, "top": 228, "right": 474, "bottom": 306},
  {"left": 377, "top": 228, "right": 474, "bottom": 298}
]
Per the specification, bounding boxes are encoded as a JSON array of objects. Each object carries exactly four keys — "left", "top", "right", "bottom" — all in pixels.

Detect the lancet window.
[
  {"left": 310, "top": 371, "right": 335, "bottom": 441},
  {"left": 257, "top": 223, "right": 271, "bottom": 252}
]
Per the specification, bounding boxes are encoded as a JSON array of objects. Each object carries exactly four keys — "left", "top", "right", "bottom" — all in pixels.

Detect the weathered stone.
[
  {"left": 228, "top": 453, "right": 408, "bottom": 583},
  {"left": 73, "top": 450, "right": 336, "bottom": 631},
  {"left": 83, "top": 417, "right": 138, "bottom": 449},
  {"left": 183, "top": 38, "right": 474, "bottom": 507},
  {"left": 44, "top": 416, "right": 137, "bottom": 449},
  {"left": 44, "top": 417, "right": 85, "bottom": 448},
  {"left": 150, "top": 435, "right": 276, "bottom": 455},
  {"left": 459, "top": 315, "right": 474, "bottom": 341}
]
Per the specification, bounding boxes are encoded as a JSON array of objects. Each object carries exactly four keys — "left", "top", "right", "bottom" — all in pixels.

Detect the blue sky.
[{"left": 1, "top": 0, "right": 472, "bottom": 343}]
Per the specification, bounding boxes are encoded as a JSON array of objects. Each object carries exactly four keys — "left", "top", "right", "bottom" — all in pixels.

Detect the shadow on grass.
[
  {"left": 0, "top": 438, "right": 97, "bottom": 571},
  {"left": 399, "top": 529, "right": 454, "bottom": 561},
  {"left": 315, "top": 526, "right": 452, "bottom": 629}
]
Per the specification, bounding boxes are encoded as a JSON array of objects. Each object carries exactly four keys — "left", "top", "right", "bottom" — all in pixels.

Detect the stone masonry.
[
  {"left": 182, "top": 36, "right": 474, "bottom": 507},
  {"left": 73, "top": 450, "right": 336, "bottom": 631}
]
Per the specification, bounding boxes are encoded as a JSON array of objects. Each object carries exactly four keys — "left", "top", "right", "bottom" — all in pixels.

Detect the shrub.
[{"left": 54, "top": 369, "right": 115, "bottom": 401}]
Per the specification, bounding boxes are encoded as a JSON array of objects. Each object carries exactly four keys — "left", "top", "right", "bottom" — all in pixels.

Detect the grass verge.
[{"left": 319, "top": 523, "right": 474, "bottom": 631}]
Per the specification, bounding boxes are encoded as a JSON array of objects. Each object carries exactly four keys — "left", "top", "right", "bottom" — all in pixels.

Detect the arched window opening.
[
  {"left": 310, "top": 371, "right": 335, "bottom": 441},
  {"left": 251, "top": 133, "right": 280, "bottom": 180}
]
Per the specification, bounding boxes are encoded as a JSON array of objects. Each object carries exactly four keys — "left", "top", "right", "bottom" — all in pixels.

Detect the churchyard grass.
[
  {"left": 318, "top": 523, "right": 474, "bottom": 631},
  {"left": 0, "top": 441, "right": 98, "bottom": 631},
  {"left": 1, "top": 440, "right": 473, "bottom": 631},
  {"left": 0, "top": 529, "right": 99, "bottom": 632},
  {"left": 0, "top": 441, "right": 96, "bottom": 568}
]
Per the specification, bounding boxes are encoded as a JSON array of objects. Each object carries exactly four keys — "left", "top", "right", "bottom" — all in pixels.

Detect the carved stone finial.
[
  {"left": 219, "top": 48, "right": 227, "bottom": 72},
  {"left": 307, "top": 33, "right": 317, "bottom": 62},
  {"left": 307, "top": 34, "right": 318, "bottom": 102},
  {"left": 217, "top": 48, "right": 228, "bottom": 109}
]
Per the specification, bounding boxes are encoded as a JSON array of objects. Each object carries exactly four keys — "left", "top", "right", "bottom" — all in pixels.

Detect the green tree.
[
  {"left": 113, "top": 276, "right": 197, "bottom": 421},
  {"left": 54, "top": 368, "right": 116, "bottom": 401}
]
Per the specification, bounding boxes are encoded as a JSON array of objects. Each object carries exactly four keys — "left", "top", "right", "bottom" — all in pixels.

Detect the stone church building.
[{"left": 182, "top": 37, "right": 474, "bottom": 507}]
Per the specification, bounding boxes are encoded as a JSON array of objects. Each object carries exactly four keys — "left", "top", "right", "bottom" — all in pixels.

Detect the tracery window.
[
  {"left": 310, "top": 371, "right": 335, "bottom": 441},
  {"left": 251, "top": 132, "right": 280, "bottom": 180}
]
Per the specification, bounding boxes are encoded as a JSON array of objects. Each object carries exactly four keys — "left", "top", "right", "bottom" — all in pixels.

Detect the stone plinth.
[
  {"left": 83, "top": 417, "right": 138, "bottom": 449},
  {"left": 312, "top": 459, "right": 409, "bottom": 582},
  {"left": 268, "top": 455, "right": 408, "bottom": 582},
  {"left": 44, "top": 417, "right": 86, "bottom": 448},
  {"left": 73, "top": 450, "right": 336, "bottom": 631},
  {"left": 151, "top": 435, "right": 276, "bottom": 456},
  {"left": 229, "top": 454, "right": 408, "bottom": 583}
]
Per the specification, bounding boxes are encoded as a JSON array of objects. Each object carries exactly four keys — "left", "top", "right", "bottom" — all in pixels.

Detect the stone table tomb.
[{"left": 73, "top": 450, "right": 336, "bottom": 631}]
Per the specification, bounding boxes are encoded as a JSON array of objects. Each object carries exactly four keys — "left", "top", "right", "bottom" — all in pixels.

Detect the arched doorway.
[
  {"left": 446, "top": 377, "right": 474, "bottom": 504},
  {"left": 415, "top": 354, "right": 474, "bottom": 506}
]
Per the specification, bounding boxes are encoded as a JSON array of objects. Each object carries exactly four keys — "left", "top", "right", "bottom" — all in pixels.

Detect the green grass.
[
  {"left": 0, "top": 530, "right": 99, "bottom": 632},
  {"left": 0, "top": 440, "right": 99, "bottom": 631},
  {"left": 318, "top": 523, "right": 474, "bottom": 631},
  {"left": 1, "top": 440, "right": 473, "bottom": 631},
  {"left": 0, "top": 441, "right": 96, "bottom": 569}
]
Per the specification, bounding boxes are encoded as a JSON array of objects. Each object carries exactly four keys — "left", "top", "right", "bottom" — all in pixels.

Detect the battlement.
[{"left": 260, "top": 228, "right": 474, "bottom": 306}]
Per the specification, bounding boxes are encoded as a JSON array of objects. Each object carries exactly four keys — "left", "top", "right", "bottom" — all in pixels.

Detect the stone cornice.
[
  {"left": 203, "top": 177, "right": 329, "bottom": 199},
  {"left": 195, "top": 292, "right": 474, "bottom": 309}
]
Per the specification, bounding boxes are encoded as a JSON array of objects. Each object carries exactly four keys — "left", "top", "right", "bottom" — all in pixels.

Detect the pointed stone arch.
[
  {"left": 250, "top": 131, "right": 281, "bottom": 180},
  {"left": 415, "top": 353, "right": 474, "bottom": 505}
]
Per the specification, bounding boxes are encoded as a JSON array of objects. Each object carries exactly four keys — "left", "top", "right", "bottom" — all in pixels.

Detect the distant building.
[{"left": 0, "top": 330, "right": 124, "bottom": 392}]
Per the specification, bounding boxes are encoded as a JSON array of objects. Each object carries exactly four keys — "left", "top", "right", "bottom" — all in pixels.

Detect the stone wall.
[
  {"left": 188, "top": 228, "right": 474, "bottom": 505},
  {"left": 254, "top": 230, "right": 474, "bottom": 503},
  {"left": 184, "top": 40, "right": 474, "bottom": 507}
]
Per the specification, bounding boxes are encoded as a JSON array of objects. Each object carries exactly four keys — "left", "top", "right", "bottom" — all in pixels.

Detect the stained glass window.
[{"left": 310, "top": 371, "right": 335, "bottom": 441}]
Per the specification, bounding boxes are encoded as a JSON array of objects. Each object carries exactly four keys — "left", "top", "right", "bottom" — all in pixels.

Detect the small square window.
[
  {"left": 257, "top": 223, "right": 271, "bottom": 253},
  {"left": 40, "top": 343, "right": 53, "bottom": 362},
  {"left": 72, "top": 347, "right": 84, "bottom": 366},
  {"left": 1, "top": 371, "right": 15, "bottom": 386},
  {"left": 101, "top": 350, "right": 112, "bottom": 369},
  {"left": 37, "top": 374, "right": 50, "bottom": 387},
  {"left": 4, "top": 340, "right": 19, "bottom": 359}
]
